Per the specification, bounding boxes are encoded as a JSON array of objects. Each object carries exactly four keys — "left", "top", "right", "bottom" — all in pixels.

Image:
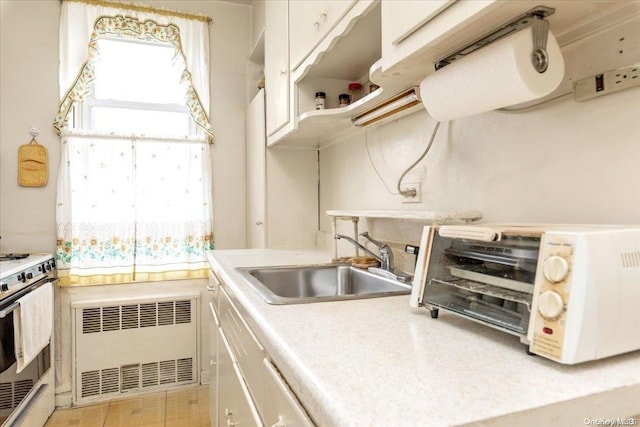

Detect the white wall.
[
  {"left": 320, "top": 87, "right": 640, "bottom": 271},
  {"left": 0, "top": 0, "right": 60, "bottom": 253},
  {"left": 0, "top": 0, "right": 251, "bottom": 252}
]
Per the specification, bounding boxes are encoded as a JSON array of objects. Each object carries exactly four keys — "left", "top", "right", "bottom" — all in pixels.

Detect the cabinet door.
[
  {"left": 217, "top": 327, "right": 263, "bottom": 427},
  {"left": 384, "top": 0, "right": 457, "bottom": 47},
  {"left": 219, "top": 286, "right": 264, "bottom": 408},
  {"left": 265, "top": 0, "right": 290, "bottom": 136},
  {"left": 246, "top": 89, "right": 266, "bottom": 249},
  {"left": 208, "top": 271, "right": 220, "bottom": 426},
  {"left": 381, "top": 0, "right": 498, "bottom": 73},
  {"left": 289, "top": 0, "right": 356, "bottom": 71}
]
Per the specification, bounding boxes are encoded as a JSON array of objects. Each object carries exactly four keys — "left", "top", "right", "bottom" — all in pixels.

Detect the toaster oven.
[{"left": 410, "top": 224, "right": 640, "bottom": 364}]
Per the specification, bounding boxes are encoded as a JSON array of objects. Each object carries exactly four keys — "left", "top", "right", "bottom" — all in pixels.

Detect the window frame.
[{"left": 74, "top": 36, "right": 196, "bottom": 136}]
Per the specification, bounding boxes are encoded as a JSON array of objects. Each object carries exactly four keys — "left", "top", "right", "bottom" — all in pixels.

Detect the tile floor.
[{"left": 44, "top": 386, "right": 210, "bottom": 427}]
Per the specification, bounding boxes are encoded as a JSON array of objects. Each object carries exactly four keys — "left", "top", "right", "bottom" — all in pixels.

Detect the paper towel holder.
[{"left": 434, "top": 5, "right": 555, "bottom": 73}]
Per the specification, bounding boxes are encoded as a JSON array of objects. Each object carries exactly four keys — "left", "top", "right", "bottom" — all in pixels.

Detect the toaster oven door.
[{"left": 421, "top": 232, "right": 540, "bottom": 336}]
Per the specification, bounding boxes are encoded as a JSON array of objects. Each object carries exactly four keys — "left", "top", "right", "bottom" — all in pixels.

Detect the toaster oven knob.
[
  {"left": 542, "top": 256, "right": 569, "bottom": 283},
  {"left": 537, "top": 290, "right": 564, "bottom": 320}
]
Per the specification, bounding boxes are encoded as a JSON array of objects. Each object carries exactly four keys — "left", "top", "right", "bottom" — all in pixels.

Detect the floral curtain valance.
[{"left": 56, "top": 1, "right": 213, "bottom": 141}]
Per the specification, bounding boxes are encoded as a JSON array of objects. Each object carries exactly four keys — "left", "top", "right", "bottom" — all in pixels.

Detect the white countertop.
[{"left": 207, "top": 249, "right": 640, "bottom": 427}]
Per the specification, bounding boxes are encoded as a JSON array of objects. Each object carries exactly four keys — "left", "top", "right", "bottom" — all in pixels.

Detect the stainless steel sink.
[{"left": 236, "top": 264, "right": 412, "bottom": 304}]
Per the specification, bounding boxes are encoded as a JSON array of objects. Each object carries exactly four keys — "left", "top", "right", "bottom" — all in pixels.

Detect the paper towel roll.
[{"left": 420, "top": 26, "right": 565, "bottom": 121}]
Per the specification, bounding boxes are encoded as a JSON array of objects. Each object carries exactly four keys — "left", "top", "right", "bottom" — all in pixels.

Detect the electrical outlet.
[
  {"left": 574, "top": 63, "right": 640, "bottom": 102},
  {"left": 401, "top": 182, "right": 422, "bottom": 203}
]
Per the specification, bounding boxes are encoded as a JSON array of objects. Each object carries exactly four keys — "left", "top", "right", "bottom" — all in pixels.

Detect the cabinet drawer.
[
  {"left": 218, "top": 328, "right": 263, "bottom": 427},
  {"left": 219, "top": 286, "right": 264, "bottom": 406},
  {"left": 207, "top": 270, "right": 220, "bottom": 326},
  {"left": 262, "top": 359, "right": 313, "bottom": 427}
]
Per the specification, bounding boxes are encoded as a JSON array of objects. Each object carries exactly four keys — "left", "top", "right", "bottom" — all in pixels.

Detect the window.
[
  {"left": 55, "top": 4, "right": 213, "bottom": 286},
  {"left": 77, "top": 38, "right": 194, "bottom": 136}
]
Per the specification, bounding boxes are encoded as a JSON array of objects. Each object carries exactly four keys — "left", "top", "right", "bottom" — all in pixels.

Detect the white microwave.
[{"left": 410, "top": 224, "right": 640, "bottom": 364}]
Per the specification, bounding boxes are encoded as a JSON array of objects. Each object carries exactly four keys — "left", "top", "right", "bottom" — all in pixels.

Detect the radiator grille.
[
  {"left": 121, "top": 305, "right": 139, "bottom": 329},
  {"left": 102, "top": 306, "right": 120, "bottom": 331},
  {"left": 121, "top": 365, "right": 140, "bottom": 391},
  {"left": 79, "top": 358, "right": 194, "bottom": 398},
  {"left": 177, "top": 358, "right": 193, "bottom": 382},
  {"left": 82, "top": 307, "right": 101, "bottom": 334},
  {"left": 75, "top": 296, "right": 198, "bottom": 404},
  {"left": 81, "top": 300, "right": 192, "bottom": 334},
  {"left": 621, "top": 251, "right": 640, "bottom": 268},
  {"left": 140, "top": 303, "right": 156, "bottom": 328},
  {"left": 160, "top": 360, "right": 176, "bottom": 385},
  {"left": 142, "top": 363, "right": 159, "bottom": 388},
  {"left": 101, "top": 368, "right": 119, "bottom": 394},
  {"left": 81, "top": 371, "right": 100, "bottom": 398},
  {"left": 158, "top": 301, "right": 174, "bottom": 326}
]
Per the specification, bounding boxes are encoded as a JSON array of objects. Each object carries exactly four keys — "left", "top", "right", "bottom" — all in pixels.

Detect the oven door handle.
[{"left": 0, "top": 278, "right": 59, "bottom": 319}]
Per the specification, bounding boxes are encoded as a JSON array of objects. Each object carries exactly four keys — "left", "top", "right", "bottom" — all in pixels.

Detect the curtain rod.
[{"left": 61, "top": 0, "right": 212, "bottom": 23}]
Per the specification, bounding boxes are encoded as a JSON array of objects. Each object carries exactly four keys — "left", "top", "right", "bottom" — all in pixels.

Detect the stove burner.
[{"left": 0, "top": 254, "right": 29, "bottom": 261}]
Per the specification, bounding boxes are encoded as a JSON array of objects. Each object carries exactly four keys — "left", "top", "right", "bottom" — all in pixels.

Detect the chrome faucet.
[
  {"left": 334, "top": 234, "right": 383, "bottom": 264},
  {"left": 334, "top": 232, "right": 394, "bottom": 272},
  {"left": 359, "top": 232, "right": 394, "bottom": 272}
]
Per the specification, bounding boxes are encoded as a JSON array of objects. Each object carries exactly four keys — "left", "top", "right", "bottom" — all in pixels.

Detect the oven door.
[{"left": 0, "top": 277, "right": 57, "bottom": 426}]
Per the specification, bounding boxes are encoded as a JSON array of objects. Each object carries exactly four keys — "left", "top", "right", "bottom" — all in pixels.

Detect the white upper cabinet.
[
  {"left": 289, "top": 0, "right": 357, "bottom": 72},
  {"left": 383, "top": 0, "right": 457, "bottom": 48},
  {"left": 380, "top": 0, "right": 502, "bottom": 82},
  {"left": 265, "top": 0, "right": 290, "bottom": 136},
  {"left": 264, "top": 0, "right": 639, "bottom": 147},
  {"left": 379, "top": 0, "right": 639, "bottom": 89}
]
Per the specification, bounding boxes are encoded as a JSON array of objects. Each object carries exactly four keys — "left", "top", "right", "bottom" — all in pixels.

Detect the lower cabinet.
[{"left": 209, "top": 268, "right": 314, "bottom": 427}]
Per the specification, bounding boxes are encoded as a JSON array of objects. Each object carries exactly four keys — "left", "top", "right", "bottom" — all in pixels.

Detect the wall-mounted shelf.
[
  {"left": 272, "top": 87, "right": 385, "bottom": 148},
  {"left": 326, "top": 210, "right": 483, "bottom": 222},
  {"left": 248, "top": 27, "right": 265, "bottom": 103}
]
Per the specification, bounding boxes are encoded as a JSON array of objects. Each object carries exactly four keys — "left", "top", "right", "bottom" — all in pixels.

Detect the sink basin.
[{"left": 236, "top": 264, "right": 412, "bottom": 304}]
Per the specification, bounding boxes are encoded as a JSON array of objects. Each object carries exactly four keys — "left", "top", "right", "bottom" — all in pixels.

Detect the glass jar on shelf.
[
  {"left": 315, "top": 92, "right": 326, "bottom": 110},
  {"left": 339, "top": 93, "right": 350, "bottom": 107}
]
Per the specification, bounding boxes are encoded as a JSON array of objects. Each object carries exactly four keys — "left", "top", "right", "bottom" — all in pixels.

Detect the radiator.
[{"left": 72, "top": 296, "right": 199, "bottom": 405}]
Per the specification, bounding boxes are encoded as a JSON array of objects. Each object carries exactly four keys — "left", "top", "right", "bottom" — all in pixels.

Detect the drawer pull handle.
[
  {"left": 272, "top": 415, "right": 286, "bottom": 427},
  {"left": 225, "top": 408, "right": 238, "bottom": 426}
]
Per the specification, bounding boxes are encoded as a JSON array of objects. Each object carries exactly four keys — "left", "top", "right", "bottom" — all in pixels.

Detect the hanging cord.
[
  {"left": 365, "top": 121, "right": 442, "bottom": 197},
  {"left": 396, "top": 121, "right": 441, "bottom": 198},
  {"left": 365, "top": 127, "right": 398, "bottom": 195}
]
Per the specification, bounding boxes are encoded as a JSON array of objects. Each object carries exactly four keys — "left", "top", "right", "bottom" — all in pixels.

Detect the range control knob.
[
  {"left": 543, "top": 256, "right": 569, "bottom": 283},
  {"left": 537, "top": 290, "right": 564, "bottom": 319},
  {"left": 1, "top": 283, "right": 8, "bottom": 292}
]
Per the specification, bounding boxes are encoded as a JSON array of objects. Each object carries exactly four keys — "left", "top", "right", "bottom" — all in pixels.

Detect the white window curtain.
[{"left": 55, "top": 0, "right": 214, "bottom": 286}]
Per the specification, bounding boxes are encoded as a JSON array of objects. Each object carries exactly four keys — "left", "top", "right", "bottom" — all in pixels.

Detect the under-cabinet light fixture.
[{"left": 351, "top": 87, "right": 422, "bottom": 127}]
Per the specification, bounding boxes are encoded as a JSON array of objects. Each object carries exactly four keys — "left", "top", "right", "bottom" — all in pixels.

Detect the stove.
[
  {"left": 0, "top": 253, "right": 57, "bottom": 426},
  {"left": 0, "top": 253, "right": 56, "bottom": 300}
]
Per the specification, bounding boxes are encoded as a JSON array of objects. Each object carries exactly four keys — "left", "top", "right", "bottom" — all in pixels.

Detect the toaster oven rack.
[{"left": 430, "top": 277, "right": 532, "bottom": 309}]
